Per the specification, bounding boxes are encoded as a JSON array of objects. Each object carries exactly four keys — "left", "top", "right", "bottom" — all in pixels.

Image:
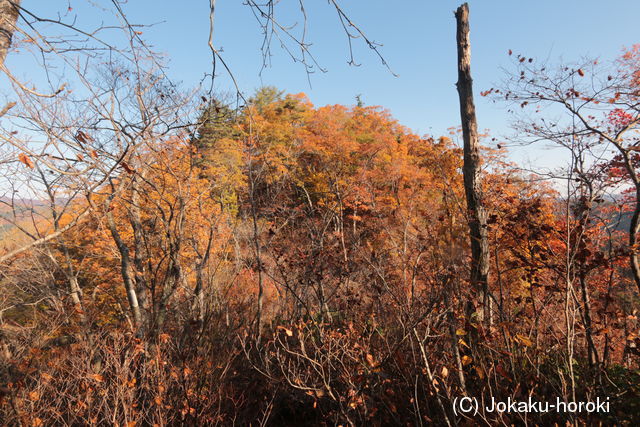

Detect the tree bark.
[
  {"left": 106, "top": 208, "right": 142, "bottom": 329},
  {"left": 629, "top": 186, "right": 640, "bottom": 294},
  {"left": 0, "top": 0, "right": 20, "bottom": 67},
  {"left": 455, "top": 3, "right": 490, "bottom": 318},
  {"left": 129, "top": 174, "right": 149, "bottom": 315}
]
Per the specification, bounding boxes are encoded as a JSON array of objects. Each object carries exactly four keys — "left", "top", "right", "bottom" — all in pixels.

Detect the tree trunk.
[
  {"left": 629, "top": 186, "right": 640, "bottom": 294},
  {"left": 106, "top": 208, "right": 143, "bottom": 329},
  {"left": 0, "top": 0, "right": 20, "bottom": 67},
  {"left": 129, "top": 174, "right": 149, "bottom": 315},
  {"left": 455, "top": 3, "right": 490, "bottom": 320}
]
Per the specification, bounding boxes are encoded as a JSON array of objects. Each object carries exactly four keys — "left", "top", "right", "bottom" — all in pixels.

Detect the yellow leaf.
[
  {"left": 441, "top": 366, "right": 449, "bottom": 378},
  {"left": 461, "top": 355, "right": 472, "bottom": 366},
  {"left": 455, "top": 329, "right": 467, "bottom": 336},
  {"left": 516, "top": 334, "right": 533, "bottom": 347},
  {"left": 277, "top": 326, "right": 293, "bottom": 336}
]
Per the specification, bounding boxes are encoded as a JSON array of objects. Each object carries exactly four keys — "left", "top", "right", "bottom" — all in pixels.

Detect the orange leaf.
[
  {"left": 89, "top": 374, "right": 104, "bottom": 382},
  {"left": 18, "top": 153, "right": 34, "bottom": 169},
  {"left": 365, "top": 353, "right": 375, "bottom": 367}
]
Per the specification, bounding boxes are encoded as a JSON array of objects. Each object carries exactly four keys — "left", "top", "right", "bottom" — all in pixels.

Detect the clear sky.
[{"left": 15, "top": 0, "right": 640, "bottom": 169}]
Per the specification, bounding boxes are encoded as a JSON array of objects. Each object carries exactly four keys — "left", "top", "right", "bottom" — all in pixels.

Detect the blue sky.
[{"left": 16, "top": 0, "right": 640, "bottom": 169}]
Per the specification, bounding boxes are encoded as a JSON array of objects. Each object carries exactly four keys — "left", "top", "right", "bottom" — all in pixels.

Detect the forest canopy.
[{"left": 0, "top": 1, "right": 639, "bottom": 425}]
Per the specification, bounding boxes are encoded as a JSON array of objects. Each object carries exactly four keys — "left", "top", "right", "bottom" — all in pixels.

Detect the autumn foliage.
[{"left": 1, "top": 83, "right": 640, "bottom": 425}]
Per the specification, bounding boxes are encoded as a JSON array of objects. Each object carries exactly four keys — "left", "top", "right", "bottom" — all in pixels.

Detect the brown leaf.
[
  {"left": 495, "top": 363, "right": 511, "bottom": 381},
  {"left": 75, "top": 131, "right": 93, "bottom": 145},
  {"left": 120, "top": 161, "right": 135, "bottom": 174}
]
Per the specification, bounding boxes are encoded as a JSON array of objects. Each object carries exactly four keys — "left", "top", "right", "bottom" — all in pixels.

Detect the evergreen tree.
[{"left": 192, "top": 99, "right": 238, "bottom": 153}]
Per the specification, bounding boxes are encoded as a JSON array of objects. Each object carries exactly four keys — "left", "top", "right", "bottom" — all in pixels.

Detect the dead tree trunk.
[
  {"left": 0, "top": 0, "right": 20, "bottom": 67},
  {"left": 455, "top": 3, "right": 491, "bottom": 322}
]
